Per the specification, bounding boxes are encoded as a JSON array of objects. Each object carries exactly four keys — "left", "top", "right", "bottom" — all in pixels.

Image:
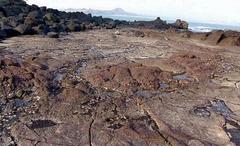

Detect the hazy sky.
[{"left": 27, "top": 0, "right": 240, "bottom": 25}]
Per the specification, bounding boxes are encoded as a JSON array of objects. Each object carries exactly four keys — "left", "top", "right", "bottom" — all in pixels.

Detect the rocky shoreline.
[
  {"left": 1, "top": 0, "right": 240, "bottom": 146},
  {"left": 1, "top": 0, "right": 240, "bottom": 47},
  {"left": 1, "top": 0, "right": 239, "bottom": 47}
]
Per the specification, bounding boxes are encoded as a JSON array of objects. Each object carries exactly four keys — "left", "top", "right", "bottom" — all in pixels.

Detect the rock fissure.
[
  {"left": 89, "top": 118, "right": 95, "bottom": 146},
  {"left": 141, "top": 107, "right": 183, "bottom": 146}
]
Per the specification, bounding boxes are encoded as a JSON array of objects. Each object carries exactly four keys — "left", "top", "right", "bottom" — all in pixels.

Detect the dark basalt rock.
[
  {"left": 1, "top": 25, "right": 20, "bottom": 37},
  {"left": 105, "top": 21, "right": 117, "bottom": 29},
  {"left": 0, "top": 0, "right": 192, "bottom": 41},
  {"left": 0, "top": 7, "right": 6, "bottom": 17},
  {"left": 0, "top": 29, "right": 7, "bottom": 39},
  {"left": 32, "top": 24, "right": 49, "bottom": 34},
  {"left": 44, "top": 12, "right": 59, "bottom": 22},
  {"left": 0, "top": 0, "right": 27, "bottom": 17},
  {"left": 14, "top": 24, "right": 34, "bottom": 35},
  {"left": 67, "top": 20, "right": 81, "bottom": 32},
  {"left": 172, "top": 19, "right": 189, "bottom": 29},
  {"left": 0, "top": 0, "right": 93, "bottom": 39},
  {"left": 129, "top": 17, "right": 170, "bottom": 30}
]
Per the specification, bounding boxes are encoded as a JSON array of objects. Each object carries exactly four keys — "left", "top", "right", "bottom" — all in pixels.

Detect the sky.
[{"left": 27, "top": 0, "right": 240, "bottom": 26}]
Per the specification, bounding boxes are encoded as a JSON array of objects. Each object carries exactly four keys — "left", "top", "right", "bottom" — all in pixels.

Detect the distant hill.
[{"left": 64, "top": 8, "right": 138, "bottom": 16}]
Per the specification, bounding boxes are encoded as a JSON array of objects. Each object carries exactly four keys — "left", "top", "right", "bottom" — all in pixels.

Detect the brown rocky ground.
[{"left": 0, "top": 28, "right": 240, "bottom": 146}]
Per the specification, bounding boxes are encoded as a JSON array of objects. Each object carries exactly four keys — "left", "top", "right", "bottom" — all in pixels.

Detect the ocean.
[{"left": 92, "top": 13, "right": 240, "bottom": 32}]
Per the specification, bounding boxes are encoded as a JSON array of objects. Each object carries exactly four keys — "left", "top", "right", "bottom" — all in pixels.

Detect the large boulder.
[
  {"left": 18, "top": 13, "right": 27, "bottom": 21},
  {"left": 67, "top": 21, "right": 81, "bottom": 32},
  {"left": 1, "top": 25, "right": 20, "bottom": 37},
  {"left": 92, "top": 16, "right": 104, "bottom": 26},
  {"left": 27, "top": 10, "right": 42, "bottom": 19},
  {"left": 32, "top": 24, "right": 49, "bottom": 34},
  {"left": 14, "top": 24, "right": 34, "bottom": 35},
  {"left": 0, "top": 29, "right": 7, "bottom": 39},
  {"left": 0, "top": 7, "right": 6, "bottom": 17},
  {"left": 0, "top": 0, "right": 27, "bottom": 17},
  {"left": 0, "top": 16, "right": 20, "bottom": 27},
  {"left": 152, "top": 17, "right": 169, "bottom": 29},
  {"left": 24, "top": 10, "right": 43, "bottom": 26},
  {"left": 59, "top": 24, "right": 68, "bottom": 32},
  {"left": 48, "top": 23, "right": 68, "bottom": 32},
  {"left": 44, "top": 12, "right": 59, "bottom": 22},
  {"left": 0, "top": 0, "right": 11, "bottom": 5},
  {"left": 173, "top": 19, "right": 189, "bottom": 29},
  {"left": 105, "top": 21, "right": 116, "bottom": 29}
]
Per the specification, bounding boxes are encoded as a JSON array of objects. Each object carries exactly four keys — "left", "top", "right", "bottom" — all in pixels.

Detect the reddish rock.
[
  {"left": 206, "top": 30, "right": 224, "bottom": 45},
  {"left": 219, "top": 36, "right": 240, "bottom": 46},
  {"left": 190, "top": 32, "right": 209, "bottom": 41}
]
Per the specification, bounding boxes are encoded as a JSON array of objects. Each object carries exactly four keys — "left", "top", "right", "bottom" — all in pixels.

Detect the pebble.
[{"left": 115, "top": 31, "right": 121, "bottom": 35}]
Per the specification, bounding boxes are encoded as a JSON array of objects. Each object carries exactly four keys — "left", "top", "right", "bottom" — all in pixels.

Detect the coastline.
[{"left": 1, "top": 1, "right": 240, "bottom": 145}]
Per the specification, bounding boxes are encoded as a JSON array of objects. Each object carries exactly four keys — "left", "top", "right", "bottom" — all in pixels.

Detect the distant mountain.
[{"left": 64, "top": 8, "right": 138, "bottom": 16}]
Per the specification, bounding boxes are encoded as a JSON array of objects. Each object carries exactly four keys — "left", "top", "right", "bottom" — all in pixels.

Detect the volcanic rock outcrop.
[
  {"left": 0, "top": 0, "right": 193, "bottom": 40},
  {"left": 0, "top": 0, "right": 127, "bottom": 39}
]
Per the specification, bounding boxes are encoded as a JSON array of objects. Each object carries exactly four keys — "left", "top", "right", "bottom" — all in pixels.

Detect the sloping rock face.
[
  {"left": 219, "top": 31, "right": 240, "bottom": 46},
  {"left": 203, "top": 30, "right": 240, "bottom": 46},
  {"left": 182, "top": 30, "right": 240, "bottom": 47},
  {"left": 206, "top": 30, "right": 224, "bottom": 45}
]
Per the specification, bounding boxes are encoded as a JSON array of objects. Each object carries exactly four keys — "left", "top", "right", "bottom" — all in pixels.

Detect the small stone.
[
  {"left": 235, "top": 82, "right": 240, "bottom": 88},
  {"left": 34, "top": 96, "right": 41, "bottom": 101},
  {"left": 115, "top": 31, "right": 121, "bottom": 35},
  {"left": 47, "top": 32, "right": 59, "bottom": 38}
]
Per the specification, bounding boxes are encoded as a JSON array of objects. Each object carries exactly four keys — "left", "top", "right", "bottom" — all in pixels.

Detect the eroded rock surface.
[{"left": 0, "top": 28, "right": 240, "bottom": 146}]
